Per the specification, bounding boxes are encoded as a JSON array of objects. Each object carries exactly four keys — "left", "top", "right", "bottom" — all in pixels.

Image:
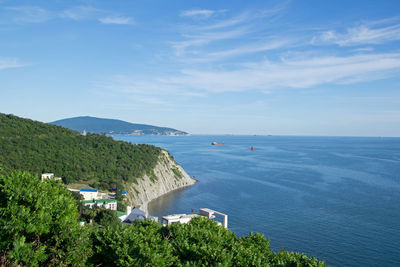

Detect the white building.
[
  {"left": 162, "top": 208, "right": 228, "bottom": 228},
  {"left": 79, "top": 188, "right": 98, "bottom": 200},
  {"left": 82, "top": 199, "right": 117, "bottom": 210},
  {"left": 41, "top": 173, "right": 54, "bottom": 181},
  {"left": 41, "top": 173, "right": 62, "bottom": 182},
  {"left": 118, "top": 206, "right": 158, "bottom": 223},
  {"left": 161, "top": 213, "right": 198, "bottom": 225}
]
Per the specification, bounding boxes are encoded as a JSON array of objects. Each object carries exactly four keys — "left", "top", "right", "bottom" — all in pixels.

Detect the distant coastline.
[{"left": 51, "top": 116, "right": 189, "bottom": 136}]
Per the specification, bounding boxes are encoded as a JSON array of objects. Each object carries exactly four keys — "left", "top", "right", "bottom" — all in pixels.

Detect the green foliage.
[
  {"left": 115, "top": 185, "right": 128, "bottom": 212},
  {"left": 231, "top": 232, "right": 273, "bottom": 266},
  {"left": 0, "top": 113, "right": 162, "bottom": 189},
  {"left": 117, "top": 200, "right": 127, "bottom": 212},
  {"left": 164, "top": 217, "right": 237, "bottom": 265},
  {"left": 271, "top": 250, "right": 328, "bottom": 267},
  {"left": 0, "top": 171, "right": 91, "bottom": 266},
  {"left": 90, "top": 220, "right": 178, "bottom": 266},
  {"left": 171, "top": 167, "right": 183, "bottom": 179},
  {"left": 94, "top": 208, "right": 121, "bottom": 228},
  {"left": 90, "top": 217, "right": 328, "bottom": 267}
]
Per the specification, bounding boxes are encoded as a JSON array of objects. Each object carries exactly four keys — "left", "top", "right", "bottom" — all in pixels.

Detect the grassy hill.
[
  {"left": 51, "top": 116, "right": 189, "bottom": 136},
  {"left": 0, "top": 113, "right": 162, "bottom": 189}
]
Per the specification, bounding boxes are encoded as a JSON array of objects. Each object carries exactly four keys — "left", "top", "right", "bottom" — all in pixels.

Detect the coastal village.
[{"left": 41, "top": 172, "right": 228, "bottom": 228}]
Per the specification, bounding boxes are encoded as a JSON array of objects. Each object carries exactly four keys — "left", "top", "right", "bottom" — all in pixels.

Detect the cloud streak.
[
  {"left": 3, "top": 6, "right": 52, "bottom": 23},
  {"left": 0, "top": 58, "right": 26, "bottom": 70},
  {"left": 313, "top": 20, "right": 400, "bottom": 46},
  {"left": 99, "top": 16, "right": 134, "bottom": 25},
  {"left": 172, "top": 8, "right": 289, "bottom": 61},
  {"left": 101, "top": 53, "right": 400, "bottom": 97},
  {"left": 180, "top": 9, "right": 218, "bottom": 18},
  {"left": 99, "top": 9, "right": 400, "bottom": 100},
  {"left": 1, "top": 5, "right": 134, "bottom": 25},
  {"left": 61, "top": 6, "right": 101, "bottom": 21}
]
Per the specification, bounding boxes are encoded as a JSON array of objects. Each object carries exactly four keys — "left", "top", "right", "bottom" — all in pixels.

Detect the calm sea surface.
[{"left": 114, "top": 135, "right": 400, "bottom": 267}]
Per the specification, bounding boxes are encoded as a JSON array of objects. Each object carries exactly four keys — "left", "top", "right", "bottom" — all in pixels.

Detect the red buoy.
[{"left": 250, "top": 146, "right": 254, "bottom": 151}]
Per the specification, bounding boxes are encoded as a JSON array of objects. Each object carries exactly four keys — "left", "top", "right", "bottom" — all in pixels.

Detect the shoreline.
[{"left": 140, "top": 179, "right": 198, "bottom": 215}]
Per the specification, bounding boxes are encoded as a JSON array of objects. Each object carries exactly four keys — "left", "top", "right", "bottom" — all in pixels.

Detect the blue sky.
[{"left": 1, "top": 0, "right": 400, "bottom": 136}]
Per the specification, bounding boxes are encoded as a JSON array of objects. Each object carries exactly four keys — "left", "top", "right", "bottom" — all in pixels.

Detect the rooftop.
[
  {"left": 162, "top": 214, "right": 198, "bottom": 220},
  {"left": 80, "top": 188, "right": 98, "bottom": 192},
  {"left": 117, "top": 211, "right": 126, "bottom": 217}
]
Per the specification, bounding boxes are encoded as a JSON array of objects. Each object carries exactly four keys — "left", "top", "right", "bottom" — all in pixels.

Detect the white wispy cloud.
[
  {"left": 353, "top": 47, "right": 374, "bottom": 52},
  {"left": 101, "top": 52, "right": 400, "bottom": 97},
  {"left": 0, "top": 58, "right": 26, "bottom": 70},
  {"left": 3, "top": 6, "right": 52, "bottom": 23},
  {"left": 61, "top": 6, "right": 101, "bottom": 21},
  {"left": 176, "top": 39, "right": 290, "bottom": 63},
  {"left": 198, "top": 12, "right": 249, "bottom": 31},
  {"left": 313, "top": 21, "right": 400, "bottom": 46},
  {"left": 99, "top": 16, "right": 134, "bottom": 25},
  {"left": 177, "top": 53, "right": 400, "bottom": 92},
  {"left": 180, "top": 9, "right": 221, "bottom": 18},
  {"left": 204, "top": 40, "right": 290, "bottom": 60},
  {"left": 171, "top": 1, "right": 294, "bottom": 63},
  {"left": 171, "top": 26, "right": 250, "bottom": 57},
  {"left": 1, "top": 5, "right": 132, "bottom": 25}
]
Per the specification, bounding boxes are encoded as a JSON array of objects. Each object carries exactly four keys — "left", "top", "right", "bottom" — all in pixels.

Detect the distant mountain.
[{"left": 51, "top": 116, "right": 189, "bottom": 136}]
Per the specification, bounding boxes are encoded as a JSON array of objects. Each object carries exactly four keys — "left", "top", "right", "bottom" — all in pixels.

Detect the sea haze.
[{"left": 114, "top": 135, "right": 400, "bottom": 267}]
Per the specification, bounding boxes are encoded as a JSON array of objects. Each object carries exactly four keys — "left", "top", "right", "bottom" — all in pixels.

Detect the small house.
[
  {"left": 41, "top": 173, "right": 54, "bottom": 181},
  {"left": 79, "top": 188, "right": 98, "bottom": 200},
  {"left": 41, "top": 173, "right": 62, "bottom": 182}
]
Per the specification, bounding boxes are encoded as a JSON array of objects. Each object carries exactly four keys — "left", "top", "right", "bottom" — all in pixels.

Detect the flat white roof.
[
  {"left": 199, "top": 208, "right": 215, "bottom": 213},
  {"left": 162, "top": 214, "right": 198, "bottom": 220}
]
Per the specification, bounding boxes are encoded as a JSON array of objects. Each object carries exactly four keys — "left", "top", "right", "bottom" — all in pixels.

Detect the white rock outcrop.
[{"left": 125, "top": 150, "right": 196, "bottom": 212}]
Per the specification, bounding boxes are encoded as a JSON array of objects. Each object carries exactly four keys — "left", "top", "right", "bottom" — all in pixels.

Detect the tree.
[
  {"left": 0, "top": 171, "right": 91, "bottom": 266},
  {"left": 94, "top": 208, "right": 120, "bottom": 228}
]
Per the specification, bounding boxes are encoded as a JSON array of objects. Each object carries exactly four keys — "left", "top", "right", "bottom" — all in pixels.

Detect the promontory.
[{"left": 0, "top": 113, "right": 196, "bottom": 209}]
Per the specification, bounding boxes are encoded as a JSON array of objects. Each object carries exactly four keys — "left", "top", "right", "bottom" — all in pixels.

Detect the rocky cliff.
[{"left": 125, "top": 150, "right": 196, "bottom": 212}]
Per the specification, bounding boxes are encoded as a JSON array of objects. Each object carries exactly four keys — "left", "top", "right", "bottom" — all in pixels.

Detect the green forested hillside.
[{"left": 0, "top": 113, "right": 161, "bottom": 189}]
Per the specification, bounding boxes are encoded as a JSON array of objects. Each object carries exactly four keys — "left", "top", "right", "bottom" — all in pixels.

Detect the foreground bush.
[
  {"left": 0, "top": 171, "right": 91, "bottom": 266},
  {"left": 91, "top": 218, "right": 328, "bottom": 266}
]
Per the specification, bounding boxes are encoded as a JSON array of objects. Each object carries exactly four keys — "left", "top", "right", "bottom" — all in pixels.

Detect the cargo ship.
[{"left": 211, "top": 141, "right": 224, "bottom": 145}]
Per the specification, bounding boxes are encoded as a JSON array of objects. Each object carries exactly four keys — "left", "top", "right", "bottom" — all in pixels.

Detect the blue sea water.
[{"left": 114, "top": 135, "right": 400, "bottom": 267}]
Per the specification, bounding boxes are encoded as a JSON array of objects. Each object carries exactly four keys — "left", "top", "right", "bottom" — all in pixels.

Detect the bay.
[{"left": 114, "top": 135, "right": 400, "bottom": 267}]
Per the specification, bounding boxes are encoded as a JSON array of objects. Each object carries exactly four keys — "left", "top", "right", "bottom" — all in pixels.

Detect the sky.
[{"left": 1, "top": 0, "right": 400, "bottom": 136}]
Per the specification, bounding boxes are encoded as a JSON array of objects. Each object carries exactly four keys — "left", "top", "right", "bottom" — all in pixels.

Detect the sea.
[{"left": 114, "top": 135, "right": 400, "bottom": 267}]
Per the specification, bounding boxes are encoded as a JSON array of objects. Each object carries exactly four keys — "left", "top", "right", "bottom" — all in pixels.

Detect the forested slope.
[{"left": 0, "top": 113, "right": 161, "bottom": 189}]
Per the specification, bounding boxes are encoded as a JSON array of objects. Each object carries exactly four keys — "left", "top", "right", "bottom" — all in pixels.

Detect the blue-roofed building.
[
  {"left": 79, "top": 188, "right": 98, "bottom": 200},
  {"left": 122, "top": 190, "right": 127, "bottom": 195}
]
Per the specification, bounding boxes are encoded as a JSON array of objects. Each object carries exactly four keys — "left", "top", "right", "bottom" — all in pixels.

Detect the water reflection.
[{"left": 148, "top": 187, "right": 188, "bottom": 218}]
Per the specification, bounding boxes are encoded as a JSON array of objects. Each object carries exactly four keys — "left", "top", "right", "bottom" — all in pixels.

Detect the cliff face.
[{"left": 125, "top": 150, "right": 196, "bottom": 212}]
